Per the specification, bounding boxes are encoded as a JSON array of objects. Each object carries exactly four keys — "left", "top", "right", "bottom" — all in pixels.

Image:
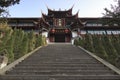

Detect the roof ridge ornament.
[
  {"left": 71, "top": 4, "right": 74, "bottom": 9},
  {"left": 76, "top": 10, "right": 79, "bottom": 17}
]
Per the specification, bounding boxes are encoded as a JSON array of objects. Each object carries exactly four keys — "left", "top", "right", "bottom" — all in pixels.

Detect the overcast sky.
[{"left": 8, "top": 0, "right": 117, "bottom": 17}]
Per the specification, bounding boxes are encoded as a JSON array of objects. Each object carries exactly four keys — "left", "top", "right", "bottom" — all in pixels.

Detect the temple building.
[
  {"left": 8, "top": 7, "right": 120, "bottom": 43},
  {"left": 38, "top": 7, "right": 84, "bottom": 42}
]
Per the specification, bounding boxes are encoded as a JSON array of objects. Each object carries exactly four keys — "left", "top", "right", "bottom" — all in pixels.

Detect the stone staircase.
[{"left": 0, "top": 43, "right": 120, "bottom": 80}]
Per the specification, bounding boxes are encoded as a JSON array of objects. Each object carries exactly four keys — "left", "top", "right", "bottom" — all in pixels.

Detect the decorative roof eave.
[
  {"left": 66, "top": 10, "right": 79, "bottom": 19},
  {"left": 48, "top": 8, "right": 53, "bottom": 13},
  {"left": 78, "top": 19, "right": 84, "bottom": 26},
  {"left": 70, "top": 19, "right": 84, "bottom": 30},
  {"left": 39, "top": 19, "right": 50, "bottom": 30},
  {"left": 47, "top": 6, "right": 73, "bottom": 15},
  {"left": 39, "top": 24, "right": 49, "bottom": 30},
  {"left": 66, "top": 6, "right": 73, "bottom": 13},
  {"left": 75, "top": 10, "right": 79, "bottom": 18},
  {"left": 71, "top": 18, "right": 83, "bottom": 26},
  {"left": 42, "top": 13, "right": 54, "bottom": 20},
  {"left": 41, "top": 12, "right": 48, "bottom": 19},
  {"left": 42, "top": 17, "right": 50, "bottom": 26},
  {"left": 47, "top": 7, "right": 73, "bottom": 13},
  {"left": 39, "top": 17, "right": 50, "bottom": 27}
]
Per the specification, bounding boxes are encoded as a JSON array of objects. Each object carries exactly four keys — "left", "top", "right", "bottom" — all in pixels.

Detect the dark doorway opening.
[{"left": 55, "top": 34, "right": 65, "bottom": 42}]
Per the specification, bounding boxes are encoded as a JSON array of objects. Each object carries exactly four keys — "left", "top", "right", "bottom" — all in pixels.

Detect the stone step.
[
  {"left": 25, "top": 57, "right": 93, "bottom": 60},
  {"left": 15, "top": 63, "right": 105, "bottom": 67},
  {"left": 22, "top": 58, "right": 97, "bottom": 61},
  {"left": 12, "top": 66, "right": 110, "bottom": 70},
  {"left": 0, "top": 75, "right": 120, "bottom": 80},
  {"left": 20, "top": 61, "right": 100, "bottom": 64},
  {"left": 7, "top": 70, "right": 114, "bottom": 75}
]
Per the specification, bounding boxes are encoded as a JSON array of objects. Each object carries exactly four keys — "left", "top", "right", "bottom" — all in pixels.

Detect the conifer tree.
[
  {"left": 35, "top": 34, "right": 42, "bottom": 47},
  {"left": 84, "top": 33, "right": 94, "bottom": 52},
  {"left": 0, "top": 0, "right": 20, "bottom": 16},
  {"left": 92, "top": 34, "right": 108, "bottom": 59},
  {"left": 78, "top": 37, "right": 84, "bottom": 47},
  {"left": 101, "top": 34, "right": 117, "bottom": 64},
  {"left": 103, "top": 0, "right": 120, "bottom": 26},
  {"left": 110, "top": 33, "right": 120, "bottom": 55},
  {"left": 28, "top": 31, "right": 36, "bottom": 52},
  {"left": 11, "top": 29, "right": 23, "bottom": 59},
  {"left": 19, "top": 33, "right": 29, "bottom": 56},
  {"left": 0, "top": 22, "right": 12, "bottom": 55},
  {"left": 6, "top": 35, "right": 15, "bottom": 63}
]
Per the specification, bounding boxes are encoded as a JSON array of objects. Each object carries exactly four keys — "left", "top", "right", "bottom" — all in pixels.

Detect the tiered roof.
[{"left": 39, "top": 7, "right": 84, "bottom": 30}]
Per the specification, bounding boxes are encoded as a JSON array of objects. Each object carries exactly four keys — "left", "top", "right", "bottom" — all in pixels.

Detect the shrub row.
[
  {"left": 74, "top": 34, "right": 120, "bottom": 68},
  {"left": 0, "top": 22, "right": 47, "bottom": 63}
]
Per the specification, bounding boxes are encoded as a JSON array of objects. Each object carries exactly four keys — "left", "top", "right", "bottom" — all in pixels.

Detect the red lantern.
[
  {"left": 65, "top": 29, "right": 69, "bottom": 33},
  {"left": 51, "top": 29, "right": 55, "bottom": 33}
]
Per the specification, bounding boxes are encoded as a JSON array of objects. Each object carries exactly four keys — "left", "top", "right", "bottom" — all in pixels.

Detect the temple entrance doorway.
[
  {"left": 55, "top": 34, "right": 65, "bottom": 42},
  {"left": 49, "top": 29, "right": 71, "bottom": 42}
]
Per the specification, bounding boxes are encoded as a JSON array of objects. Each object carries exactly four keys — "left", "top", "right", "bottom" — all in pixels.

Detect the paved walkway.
[{"left": 0, "top": 43, "right": 120, "bottom": 80}]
